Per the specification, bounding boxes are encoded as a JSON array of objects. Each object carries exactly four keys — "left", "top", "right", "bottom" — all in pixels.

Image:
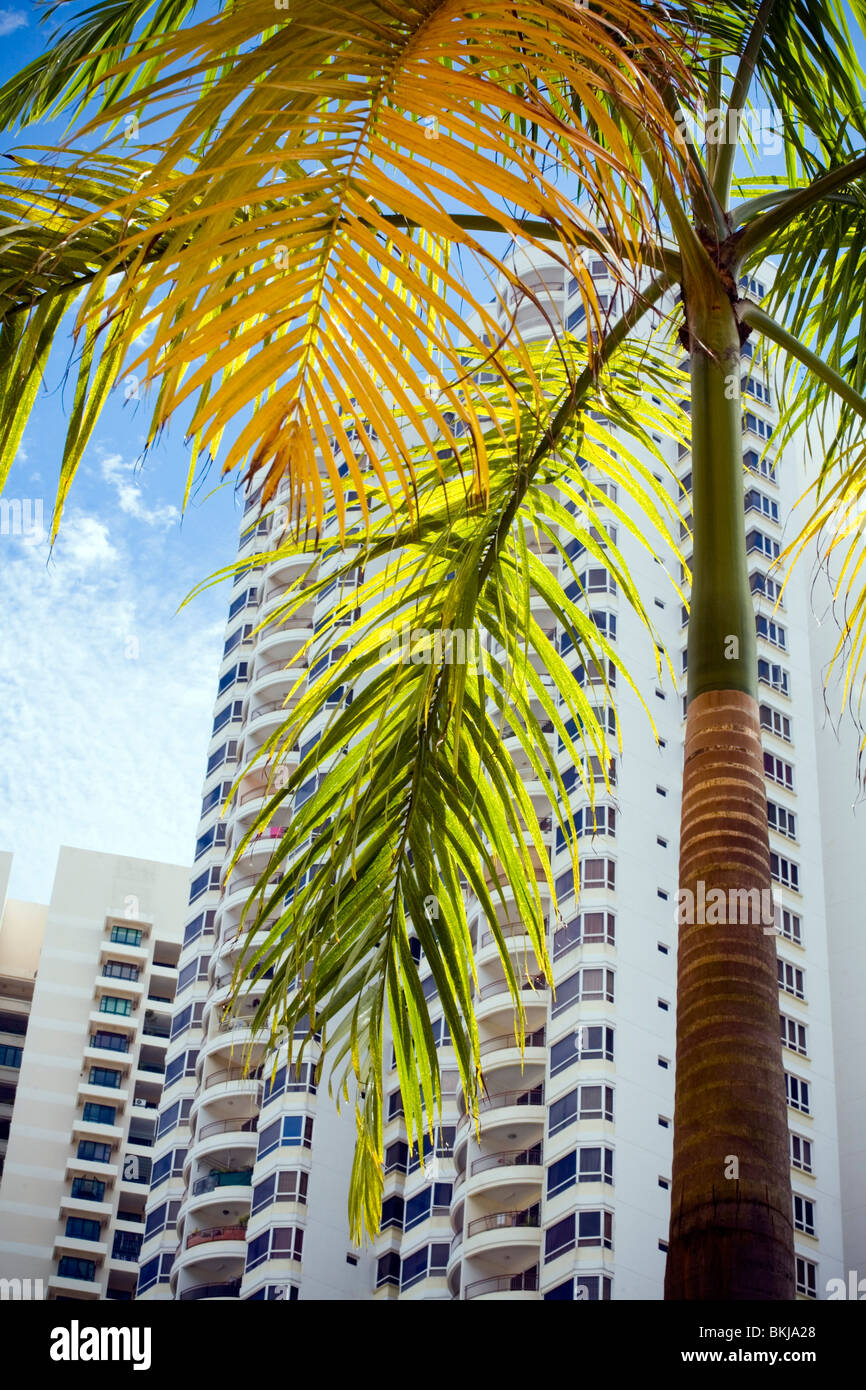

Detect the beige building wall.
[{"left": 0, "top": 847, "right": 189, "bottom": 1300}]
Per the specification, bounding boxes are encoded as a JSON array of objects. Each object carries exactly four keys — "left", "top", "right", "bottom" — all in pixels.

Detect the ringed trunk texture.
[
  {"left": 664, "top": 690, "right": 795, "bottom": 1299},
  {"left": 666, "top": 281, "right": 794, "bottom": 1299}
]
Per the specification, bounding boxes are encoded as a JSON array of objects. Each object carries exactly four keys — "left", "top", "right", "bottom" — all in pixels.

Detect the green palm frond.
[
  {"left": 195, "top": 330, "right": 688, "bottom": 1239},
  {"left": 0, "top": 0, "right": 694, "bottom": 537}
]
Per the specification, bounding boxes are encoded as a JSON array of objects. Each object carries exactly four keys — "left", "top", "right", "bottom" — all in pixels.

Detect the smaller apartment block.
[{"left": 0, "top": 848, "right": 189, "bottom": 1300}]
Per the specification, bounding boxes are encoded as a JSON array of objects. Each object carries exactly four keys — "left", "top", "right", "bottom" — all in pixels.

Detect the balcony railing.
[
  {"left": 477, "top": 976, "right": 548, "bottom": 1002},
  {"left": 178, "top": 1280, "right": 242, "bottom": 1301},
  {"left": 459, "top": 1084, "right": 544, "bottom": 1119},
  {"left": 186, "top": 1225, "right": 247, "bottom": 1249},
  {"left": 478, "top": 1027, "right": 545, "bottom": 1058},
  {"left": 467, "top": 1205, "right": 541, "bottom": 1238},
  {"left": 191, "top": 1169, "right": 254, "bottom": 1197},
  {"left": 204, "top": 1066, "right": 263, "bottom": 1091},
  {"left": 470, "top": 1145, "right": 543, "bottom": 1177},
  {"left": 196, "top": 1117, "right": 258, "bottom": 1143},
  {"left": 465, "top": 1268, "right": 539, "bottom": 1299}
]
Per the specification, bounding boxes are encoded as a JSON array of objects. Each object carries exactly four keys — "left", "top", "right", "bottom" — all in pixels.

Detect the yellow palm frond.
[{"left": 0, "top": 1, "right": 694, "bottom": 537}]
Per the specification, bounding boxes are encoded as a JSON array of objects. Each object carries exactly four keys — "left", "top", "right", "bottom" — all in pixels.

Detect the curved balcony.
[
  {"left": 475, "top": 921, "right": 546, "bottom": 971},
  {"left": 193, "top": 1068, "right": 262, "bottom": 1124},
  {"left": 455, "top": 1085, "right": 545, "bottom": 1157},
  {"left": 465, "top": 1144, "right": 544, "bottom": 1212},
  {"left": 463, "top": 1204, "right": 542, "bottom": 1274},
  {"left": 474, "top": 977, "right": 549, "bottom": 1029},
  {"left": 186, "top": 1223, "right": 247, "bottom": 1250},
  {"left": 178, "top": 1279, "right": 242, "bottom": 1301},
  {"left": 248, "top": 659, "right": 308, "bottom": 706},
  {"left": 477, "top": 1027, "right": 546, "bottom": 1076},
  {"left": 464, "top": 1268, "right": 540, "bottom": 1301}
]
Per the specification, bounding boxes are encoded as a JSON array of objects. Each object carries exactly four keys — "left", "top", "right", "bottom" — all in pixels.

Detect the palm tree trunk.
[{"left": 664, "top": 284, "right": 795, "bottom": 1299}]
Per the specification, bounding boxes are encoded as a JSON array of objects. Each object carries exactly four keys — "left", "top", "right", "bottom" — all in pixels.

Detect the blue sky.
[{"left": 0, "top": 3, "right": 241, "bottom": 901}]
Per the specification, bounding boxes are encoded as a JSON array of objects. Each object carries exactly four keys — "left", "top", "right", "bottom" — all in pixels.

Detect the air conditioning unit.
[{"left": 133, "top": 1099, "right": 148, "bottom": 1108}]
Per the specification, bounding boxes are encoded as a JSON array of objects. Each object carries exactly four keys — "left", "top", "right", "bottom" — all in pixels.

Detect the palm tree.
[{"left": 2, "top": 0, "right": 866, "bottom": 1300}]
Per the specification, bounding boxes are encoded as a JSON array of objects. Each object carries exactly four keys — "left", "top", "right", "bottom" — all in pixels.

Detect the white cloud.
[
  {"left": 57, "top": 514, "right": 118, "bottom": 569},
  {"left": 100, "top": 453, "right": 180, "bottom": 529},
  {"left": 0, "top": 10, "right": 27, "bottom": 37},
  {"left": 0, "top": 522, "right": 226, "bottom": 903}
]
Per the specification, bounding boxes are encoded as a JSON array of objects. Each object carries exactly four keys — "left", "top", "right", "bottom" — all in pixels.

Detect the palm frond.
[
  {"left": 200, "top": 329, "right": 688, "bottom": 1239},
  {"left": 0, "top": 0, "right": 694, "bottom": 536}
]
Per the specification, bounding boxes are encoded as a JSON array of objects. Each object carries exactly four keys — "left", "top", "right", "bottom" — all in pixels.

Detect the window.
[
  {"left": 553, "top": 910, "right": 615, "bottom": 961},
  {"left": 150, "top": 1149, "right": 186, "bottom": 1190},
  {"left": 658, "top": 1115, "right": 670, "bottom": 1129},
  {"left": 756, "top": 614, "right": 786, "bottom": 649},
  {"left": 760, "top": 702, "right": 792, "bottom": 742},
  {"left": 564, "top": 805, "right": 616, "bottom": 842},
  {"left": 768, "top": 800, "right": 797, "bottom": 839},
  {"left": 376, "top": 1251, "right": 401, "bottom": 1289},
  {"left": 99, "top": 995, "right": 132, "bottom": 1017},
  {"left": 575, "top": 657, "right": 616, "bottom": 689},
  {"left": 262, "top": 1062, "right": 317, "bottom": 1106},
  {"left": 223, "top": 622, "right": 253, "bottom": 658},
  {"left": 112, "top": 1230, "right": 142, "bottom": 1262},
  {"left": 256, "top": 1115, "right": 314, "bottom": 1158},
  {"left": 544, "top": 1273, "right": 612, "bottom": 1301},
  {"left": 658, "top": 998, "right": 670, "bottom": 1012},
  {"left": 110, "top": 925, "right": 142, "bottom": 947},
  {"left": 658, "top": 1176, "right": 670, "bottom": 1191},
  {"left": 177, "top": 956, "right": 210, "bottom": 996},
  {"left": 57, "top": 1257, "right": 96, "bottom": 1283},
  {"left": 544, "top": 1210, "right": 612, "bottom": 1262},
  {"left": 246, "top": 1226, "right": 304, "bottom": 1271},
  {"left": 101, "top": 960, "right": 139, "bottom": 982},
  {"left": 89, "top": 1030, "right": 128, "bottom": 1054},
  {"left": 88, "top": 1067, "right": 121, "bottom": 1090},
  {"left": 547, "top": 1146, "right": 613, "bottom": 1197},
  {"left": 746, "top": 527, "right": 780, "bottom": 560},
  {"left": 778, "top": 958, "right": 805, "bottom": 999},
  {"left": 786, "top": 1073, "right": 810, "bottom": 1114},
  {"left": 400, "top": 1243, "right": 450, "bottom": 1290},
  {"left": 194, "top": 823, "right": 227, "bottom": 860},
  {"left": 65, "top": 1217, "right": 101, "bottom": 1242},
  {"left": 777, "top": 908, "right": 803, "bottom": 946},
  {"left": 750, "top": 570, "right": 784, "bottom": 606},
  {"left": 744, "top": 446, "right": 776, "bottom": 481},
  {"left": 758, "top": 658, "right": 789, "bottom": 696},
  {"left": 793, "top": 1195, "right": 815, "bottom": 1236},
  {"left": 156, "top": 1098, "right": 193, "bottom": 1139},
  {"left": 771, "top": 853, "right": 800, "bottom": 891},
  {"left": 548, "top": 1084, "right": 614, "bottom": 1136},
  {"left": 743, "top": 376, "right": 772, "bottom": 406},
  {"left": 189, "top": 865, "right": 222, "bottom": 903},
  {"left": 212, "top": 699, "right": 244, "bottom": 736},
  {"left": 743, "top": 412, "right": 773, "bottom": 442},
  {"left": 144, "top": 1200, "right": 181, "bottom": 1238},
  {"left": 183, "top": 909, "right": 216, "bottom": 948},
  {"left": 552, "top": 968, "right": 614, "bottom": 1016},
  {"left": 795, "top": 1257, "right": 817, "bottom": 1299},
  {"left": 780, "top": 1014, "right": 807, "bottom": 1056},
  {"left": 550, "top": 1026, "right": 614, "bottom": 1076},
  {"left": 82, "top": 1103, "right": 116, "bottom": 1126},
  {"left": 0, "top": 1044, "right": 23, "bottom": 1067},
  {"left": 217, "top": 661, "right": 248, "bottom": 697},
  {"left": 658, "top": 1056, "right": 670, "bottom": 1070},
  {"left": 170, "top": 1001, "right": 204, "bottom": 1040},
  {"left": 71, "top": 1177, "right": 105, "bottom": 1202},
  {"left": 384, "top": 1140, "right": 409, "bottom": 1175},
  {"left": 77, "top": 1140, "right": 111, "bottom": 1164},
  {"left": 251, "top": 1170, "right": 309, "bottom": 1216},
  {"left": 791, "top": 1134, "right": 813, "bottom": 1175},
  {"left": 582, "top": 858, "right": 615, "bottom": 891},
  {"left": 745, "top": 487, "right": 778, "bottom": 520}
]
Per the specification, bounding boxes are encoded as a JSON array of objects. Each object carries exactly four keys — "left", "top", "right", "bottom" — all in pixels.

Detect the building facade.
[
  {"left": 0, "top": 847, "right": 188, "bottom": 1300},
  {"left": 138, "top": 248, "right": 855, "bottom": 1302}
]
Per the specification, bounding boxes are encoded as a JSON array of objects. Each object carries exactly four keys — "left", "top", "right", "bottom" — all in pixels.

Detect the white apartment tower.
[
  {"left": 141, "top": 248, "right": 855, "bottom": 1302},
  {"left": 0, "top": 847, "right": 188, "bottom": 1300}
]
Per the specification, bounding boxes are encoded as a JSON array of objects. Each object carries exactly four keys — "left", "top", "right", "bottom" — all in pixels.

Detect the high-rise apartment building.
[
  {"left": 141, "top": 247, "right": 856, "bottom": 1302},
  {"left": 0, "top": 847, "right": 188, "bottom": 1300}
]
